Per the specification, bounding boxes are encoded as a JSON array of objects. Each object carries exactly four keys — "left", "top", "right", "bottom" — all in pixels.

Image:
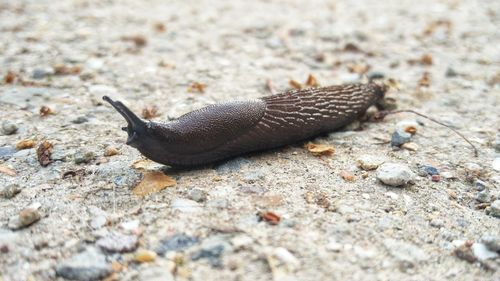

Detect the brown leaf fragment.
[
  {"left": 289, "top": 79, "right": 302, "bottom": 90},
  {"left": 37, "top": 140, "right": 53, "bottom": 167},
  {"left": 187, "top": 82, "right": 206, "bottom": 93},
  {"left": 133, "top": 171, "right": 176, "bottom": 196},
  {"left": 408, "top": 54, "right": 433, "bottom": 66},
  {"left": 343, "top": 42, "right": 361, "bottom": 52},
  {"left": 0, "top": 165, "right": 17, "bottom": 177},
  {"left": 305, "top": 74, "right": 319, "bottom": 87},
  {"left": 418, "top": 72, "right": 431, "bottom": 87},
  {"left": 121, "top": 35, "right": 147, "bottom": 47},
  {"left": 339, "top": 170, "right": 355, "bottom": 182},
  {"left": 53, "top": 64, "right": 81, "bottom": 75},
  {"left": 404, "top": 126, "right": 417, "bottom": 135},
  {"left": 305, "top": 143, "right": 335, "bottom": 156},
  {"left": 16, "top": 139, "right": 36, "bottom": 150},
  {"left": 259, "top": 211, "right": 281, "bottom": 225},
  {"left": 141, "top": 105, "right": 159, "bottom": 119},
  {"left": 347, "top": 63, "right": 370, "bottom": 74},
  {"left": 39, "top": 106, "right": 54, "bottom": 117},
  {"left": 4, "top": 71, "right": 16, "bottom": 84},
  {"left": 104, "top": 146, "right": 119, "bottom": 157},
  {"left": 154, "top": 22, "right": 166, "bottom": 32}
]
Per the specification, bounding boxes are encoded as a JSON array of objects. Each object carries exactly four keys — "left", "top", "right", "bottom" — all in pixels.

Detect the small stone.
[
  {"left": 71, "top": 116, "right": 89, "bottom": 124},
  {"left": 56, "top": 247, "right": 112, "bottom": 281},
  {"left": 492, "top": 158, "right": 500, "bottom": 172},
  {"left": 376, "top": 163, "right": 415, "bottom": 187},
  {"left": 171, "top": 198, "right": 203, "bottom": 213},
  {"left": 487, "top": 200, "right": 500, "bottom": 218},
  {"left": 74, "top": 151, "right": 95, "bottom": 164},
  {"left": 420, "top": 165, "right": 439, "bottom": 176},
  {"left": 96, "top": 232, "right": 138, "bottom": 253},
  {"left": 367, "top": 71, "right": 385, "bottom": 80},
  {"left": 104, "top": 146, "right": 119, "bottom": 157},
  {"left": 480, "top": 235, "right": 500, "bottom": 252},
  {"left": 1, "top": 121, "right": 18, "bottom": 135},
  {"left": 271, "top": 247, "right": 300, "bottom": 269},
  {"left": 188, "top": 188, "right": 207, "bottom": 202},
  {"left": 430, "top": 218, "right": 444, "bottom": 228},
  {"left": 391, "top": 130, "right": 412, "bottom": 147},
  {"left": 0, "top": 146, "right": 16, "bottom": 160},
  {"left": 474, "top": 179, "right": 488, "bottom": 191},
  {"left": 191, "top": 243, "right": 226, "bottom": 267},
  {"left": 32, "top": 68, "right": 53, "bottom": 79},
  {"left": 134, "top": 249, "right": 157, "bottom": 263},
  {"left": 0, "top": 184, "right": 21, "bottom": 199},
  {"left": 401, "top": 142, "right": 419, "bottom": 151},
  {"left": 475, "top": 189, "right": 491, "bottom": 203},
  {"left": 445, "top": 67, "right": 459, "bottom": 78},
  {"left": 356, "top": 155, "right": 384, "bottom": 170},
  {"left": 8, "top": 207, "right": 41, "bottom": 230},
  {"left": 156, "top": 234, "right": 198, "bottom": 255},
  {"left": 431, "top": 175, "right": 440, "bottom": 182},
  {"left": 472, "top": 243, "right": 499, "bottom": 261}
]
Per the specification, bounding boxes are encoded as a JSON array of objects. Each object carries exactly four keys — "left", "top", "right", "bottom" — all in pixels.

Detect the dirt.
[{"left": 0, "top": 0, "right": 499, "bottom": 280}]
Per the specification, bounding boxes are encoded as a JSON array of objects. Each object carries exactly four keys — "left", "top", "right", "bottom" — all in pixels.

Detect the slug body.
[{"left": 103, "top": 83, "right": 386, "bottom": 167}]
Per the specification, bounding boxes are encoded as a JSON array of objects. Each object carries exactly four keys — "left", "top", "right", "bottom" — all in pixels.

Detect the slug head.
[{"left": 102, "top": 96, "right": 148, "bottom": 148}]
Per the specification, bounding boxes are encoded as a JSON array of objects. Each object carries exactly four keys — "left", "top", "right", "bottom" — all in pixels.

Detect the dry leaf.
[
  {"left": 418, "top": 72, "right": 431, "bottom": 87},
  {"left": 133, "top": 171, "right": 176, "bottom": 196},
  {"left": 4, "top": 71, "right": 16, "bottom": 84},
  {"left": 0, "top": 165, "right": 16, "bottom": 177},
  {"left": 37, "top": 140, "right": 53, "bottom": 167},
  {"left": 141, "top": 105, "right": 159, "bottom": 119},
  {"left": 154, "top": 22, "right": 166, "bottom": 32},
  {"left": 16, "top": 139, "right": 36, "bottom": 150},
  {"left": 259, "top": 211, "right": 281, "bottom": 225},
  {"left": 187, "top": 82, "right": 206, "bottom": 93},
  {"left": 305, "top": 143, "right": 335, "bottom": 156},
  {"left": 305, "top": 74, "right": 319, "bottom": 87},
  {"left": 289, "top": 79, "right": 302, "bottom": 90},
  {"left": 339, "top": 170, "right": 355, "bottom": 182},
  {"left": 53, "top": 64, "right": 81, "bottom": 75},
  {"left": 39, "top": 106, "right": 54, "bottom": 117},
  {"left": 131, "top": 159, "right": 163, "bottom": 171}
]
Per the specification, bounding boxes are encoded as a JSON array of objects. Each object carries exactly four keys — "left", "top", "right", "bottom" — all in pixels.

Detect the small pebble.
[
  {"left": 391, "top": 130, "right": 412, "bottom": 147},
  {"left": 431, "top": 175, "right": 440, "bottom": 182},
  {"left": 74, "top": 151, "right": 95, "bottom": 164},
  {"left": 474, "top": 179, "right": 488, "bottom": 191},
  {"left": 472, "top": 243, "right": 499, "bottom": 261},
  {"left": 104, "top": 146, "right": 119, "bottom": 157},
  {"left": 134, "top": 249, "right": 157, "bottom": 263},
  {"left": 188, "top": 188, "right": 207, "bottom": 202},
  {"left": 71, "top": 116, "right": 88, "bottom": 124},
  {"left": 0, "top": 146, "right": 16, "bottom": 160},
  {"left": 1, "top": 121, "right": 18, "bottom": 135},
  {"left": 8, "top": 207, "right": 41, "bottom": 230},
  {"left": 96, "top": 232, "right": 138, "bottom": 253},
  {"left": 155, "top": 234, "right": 198, "bottom": 255},
  {"left": 32, "top": 68, "right": 53, "bottom": 79},
  {"left": 420, "top": 165, "right": 439, "bottom": 176},
  {"left": 356, "top": 155, "right": 384, "bottom": 170},
  {"left": 487, "top": 200, "right": 500, "bottom": 218},
  {"left": 376, "top": 163, "right": 415, "bottom": 187},
  {"left": 191, "top": 244, "right": 225, "bottom": 267},
  {"left": 445, "top": 67, "right": 459, "bottom": 78},
  {"left": 492, "top": 158, "right": 500, "bottom": 172},
  {"left": 475, "top": 189, "right": 491, "bottom": 203},
  {"left": 55, "top": 247, "right": 112, "bottom": 281},
  {"left": 0, "top": 184, "right": 21, "bottom": 199},
  {"left": 401, "top": 142, "right": 419, "bottom": 151}
]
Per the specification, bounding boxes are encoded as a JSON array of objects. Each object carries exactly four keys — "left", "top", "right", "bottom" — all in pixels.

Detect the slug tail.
[{"left": 102, "top": 96, "right": 144, "bottom": 129}]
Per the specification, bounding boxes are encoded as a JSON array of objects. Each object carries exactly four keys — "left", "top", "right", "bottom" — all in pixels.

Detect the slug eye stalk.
[{"left": 103, "top": 95, "right": 146, "bottom": 146}]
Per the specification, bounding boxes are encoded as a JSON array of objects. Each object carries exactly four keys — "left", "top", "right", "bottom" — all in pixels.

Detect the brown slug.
[{"left": 103, "top": 82, "right": 386, "bottom": 167}]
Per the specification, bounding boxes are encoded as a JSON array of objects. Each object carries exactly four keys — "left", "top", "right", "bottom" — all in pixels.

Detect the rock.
[
  {"left": 481, "top": 235, "right": 500, "bottom": 252},
  {"left": 156, "top": 234, "right": 198, "bottom": 255},
  {"left": 103, "top": 146, "right": 119, "bottom": 157},
  {"left": 475, "top": 189, "right": 491, "bottom": 203},
  {"left": 55, "top": 247, "right": 112, "bottom": 281},
  {"left": 0, "top": 184, "right": 21, "bottom": 199},
  {"left": 487, "top": 200, "right": 500, "bottom": 218},
  {"left": 492, "top": 158, "right": 500, "bottom": 172},
  {"left": 0, "top": 146, "right": 16, "bottom": 160},
  {"left": 8, "top": 207, "right": 41, "bottom": 230},
  {"left": 419, "top": 165, "right": 439, "bottom": 176},
  {"left": 383, "top": 239, "right": 428, "bottom": 266},
  {"left": 376, "top": 163, "right": 414, "bottom": 186},
  {"left": 356, "top": 155, "right": 384, "bottom": 170},
  {"left": 188, "top": 188, "right": 207, "bottom": 202},
  {"left": 137, "top": 266, "right": 174, "bottom": 281},
  {"left": 401, "top": 142, "right": 419, "bottom": 151},
  {"left": 96, "top": 232, "right": 138, "bottom": 253},
  {"left": 367, "top": 71, "right": 385, "bottom": 80},
  {"left": 474, "top": 179, "right": 488, "bottom": 191},
  {"left": 472, "top": 243, "right": 499, "bottom": 261},
  {"left": 1, "top": 121, "right": 18, "bottom": 135},
  {"left": 32, "top": 68, "right": 53, "bottom": 79},
  {"left": 171, "top": 198, "right": 202, "bottom": 213},
  {"left": 74, "top": 151, "right": 95, "bottom": 164},
  {"left": 445, "top": 67, "right": 459, "bottom": 77},
  {"left": 391, "top": 130, "right": 412, "bottom": 147},
  {"left": 72, "top": 116, "right": 89, "bottom": 124},
  {"left": 134, "top": 249, "right": 157, "bottom": 263},
  {"left": 216, "top": 157, "right": 250, "bottom": 174},
  {"left": 191, "top": 239, "right": 227, "bottom": 267}
]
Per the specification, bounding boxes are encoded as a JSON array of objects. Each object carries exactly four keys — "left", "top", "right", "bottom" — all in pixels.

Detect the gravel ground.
[{"left": 1, "top": 0, "right": 499, "bottom": 280}]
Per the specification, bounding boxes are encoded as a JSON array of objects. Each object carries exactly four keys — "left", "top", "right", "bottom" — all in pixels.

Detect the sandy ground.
[{"left": 1, "top": 0, "right": 499, "bottom": 280}]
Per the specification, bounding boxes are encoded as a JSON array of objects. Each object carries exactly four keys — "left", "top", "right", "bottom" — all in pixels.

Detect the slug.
[{"left": 103, "top": 82, "right": 386, "bottom": 167}]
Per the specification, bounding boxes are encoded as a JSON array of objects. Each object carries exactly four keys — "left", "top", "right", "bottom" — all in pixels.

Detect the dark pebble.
[
  {"left": 391, "top": 130, "right": 412, "bottom": 147},
  {"left": 72, "top": 116, "right": 89, "bottom": 124},
  {"left": 422, "top": 165, "right": 439, "bottom": 176},
  {"left": 368, "top": 71, "right": 385, "bottom": 80},
  {"left": 191, "top": 245, "right": 225, "bottom": 267},
  {"left": 445, "top": 67, "right": 459, "bottom": 78},
  {"left": 155, "top": 234, "right": 198, "bottom": 255},
  {"left": 431, "top": 175, "right": 440, "bottom": 182}
]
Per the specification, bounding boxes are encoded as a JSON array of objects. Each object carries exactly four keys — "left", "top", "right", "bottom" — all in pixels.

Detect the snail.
[{"left": 103, "top": 82, "right": 387, "bottom": 167}]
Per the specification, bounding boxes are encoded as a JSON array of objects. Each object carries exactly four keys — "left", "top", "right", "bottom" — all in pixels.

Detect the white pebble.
[{"left": 376, "top": 163, "right": 414, "bottom": 187}]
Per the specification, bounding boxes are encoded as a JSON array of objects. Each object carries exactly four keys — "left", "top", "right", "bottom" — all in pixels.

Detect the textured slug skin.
[{"left": 103, "top": 82, "right": 386, "bottom": 167}]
